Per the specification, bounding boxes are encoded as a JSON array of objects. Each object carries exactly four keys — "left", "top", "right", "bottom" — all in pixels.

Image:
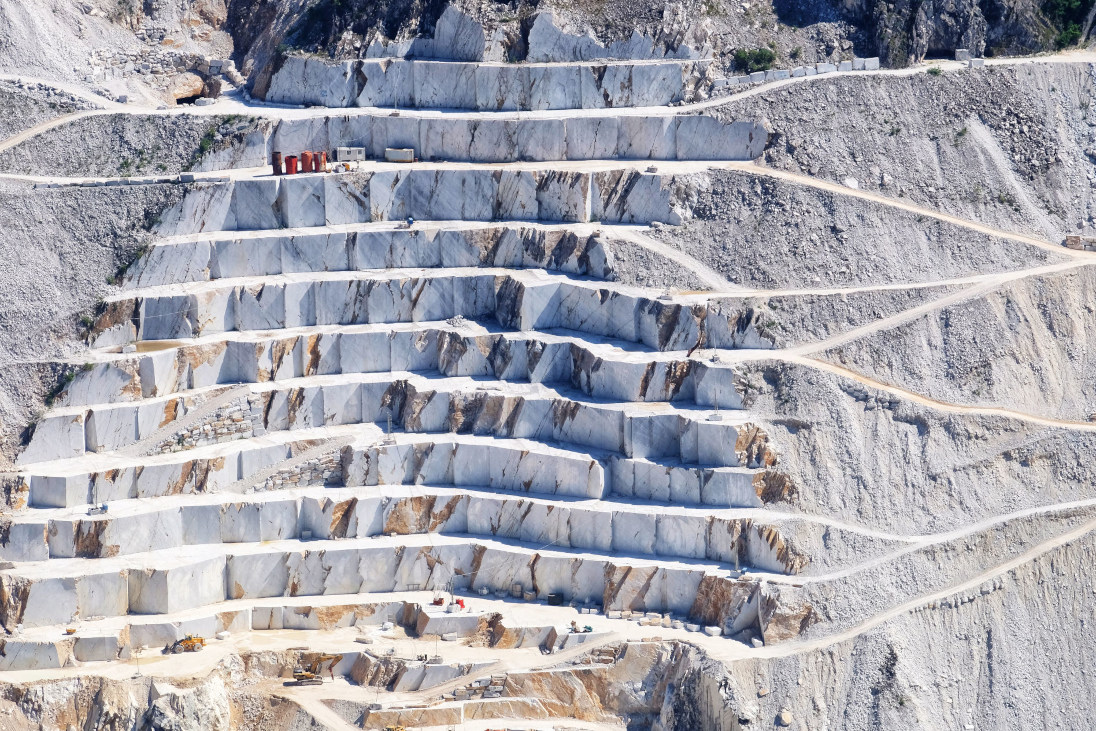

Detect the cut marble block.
[
  {"left": 18, "top": 412, "right": 86, "bottom": 465},
  {"left": 413, "top": 61, "right": 478, "bottom": 109},
  {"left": 630, "top": 62, "right": 687, "bottom": 106},
  {"left": 4, "top": 567, "right": 129, "bottom": 627},
  {"left": 128, "top": 555, "right": 226, "bottom": 614},
  {"left": 278, "top": 176, "right": 327, "bottom": 228},
  {"left": 528, "top": 65, "right": 583, "bottom": 110},
  {"left": 343, "top": 437, "right": 608, "bottom": 499},
  {"left": 28, "top": 474, "right": 90, "bottom": 508},
  {"left": 231, "top": 179, "right": 281, "bottom": 231},
  {"left": 414, "top": 608, "right": 483, "bottom": 636},
  {"left": 566, "top": 117, "right": 620, "bottom": 159},
  {"left": 609, "top": 457, "right": 763, "bottom": 507},
  {"left": 675, "top": 117, "right": 768, "bottom": 161},
  {"left": 0, "top": 639, "right": 72, "bottom": 671},
  {"left": 73, "top": 634, "right": 123, "bottom": 662},
  {"left": 617, "top": 116, "right": 677, "bottom": 160},
  {"left": 0, "top": 522, "right": 49, "bottom": 562},
  {"left": 592, "top": 169, "right": 683, "bottom": 225}
]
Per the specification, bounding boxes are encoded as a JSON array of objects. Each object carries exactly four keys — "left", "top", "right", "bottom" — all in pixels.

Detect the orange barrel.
[
  {"left": 285, "top": 155, "right": 298, "bottom": 175},
  {"left": 301, "top": 151, "right": 313, "bottom": 173},
  {"left": 271, "top": 151, "right": 283, "bottom": 176},
  {"left": 319, "top": 151, "right": 328, "bottom": 172}
]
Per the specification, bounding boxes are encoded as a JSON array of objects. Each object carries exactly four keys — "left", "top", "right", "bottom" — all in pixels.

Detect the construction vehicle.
[
  {"left": 289, "top": 653, "right": 343, "bottom": 685},
  {"left": 164, "top": 635, "right": 205, "bottom": 654},
  {"left": 383, "top": 726, "right": 406, "bottom": 731}
]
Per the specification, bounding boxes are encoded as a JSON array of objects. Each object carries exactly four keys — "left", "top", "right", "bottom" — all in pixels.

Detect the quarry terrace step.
[
  {"left": 259, "top": 56, "right": 716, "bottom": 111},
  {"left": 265, "top": 111, "right": 767, "bottom": 163},
  {"left": 24, "top": 368, "right": 754, "bottom": 467},
  {"left": 0, "top": 532, "right": 755, "bottom": 630},
  {"left": 0, "top": 594, "right": 517, "bottom": 672},
  {"left": 66, "top": 320, "right": 748, "bottom": 409},
  {"left": 0, "top": 592, "right": 670, "bottom": 672},
  {"left": 0, "top": 483, "right": 802, "bottom": 575},
  {"left": 17, "top": 427, "right": 770, "bottom": 511},
  {"left": 154, "top": 167, "right": 687, "bottom": 236},
  {"left": 91, "top": 268, "right": 764, "bottom": 353},
  {"left": 128, "top": 223, "right": 614, "bottom": 288}
]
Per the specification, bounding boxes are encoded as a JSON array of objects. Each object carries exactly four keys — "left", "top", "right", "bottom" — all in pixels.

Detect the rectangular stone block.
[
  {"left": 617, "top": 117, "right": 676, "bottom": 160},
  {"left": 278, "top": 176, "right": 325, "bottom": 228},
  {"left": 231, "top": 179, "right": 281, "bottom": 230},
  {"left": 128, "top": 556, "right": 226, "bottom": 614},
  {"left": 29, "top": 474, "right": 89, "bottom": 508},
  {"left": 631, "top": 62, "right": 684, "bottom": 106}
]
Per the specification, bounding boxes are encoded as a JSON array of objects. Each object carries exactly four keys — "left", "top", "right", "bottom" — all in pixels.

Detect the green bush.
[
  {"left": 734, "top": 48, "right": 777, "bottom": 73},
  {"left": 1056, "top": 22, "right": 1083, "bottom": 47},
  {"left": 1044, "top": 0, "right": 1094, "bottom": 47}
]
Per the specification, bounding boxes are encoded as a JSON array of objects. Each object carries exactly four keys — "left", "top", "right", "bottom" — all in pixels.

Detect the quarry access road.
[
  {"left": 745, "top": 512, "right": 1096, "bottom": 661},
  {"left": 787, "top": 354, "right": 1096, "bottom": 433},
  {"left": 785, "top": 258, "right": 1092, "bottom": 356},
  {"left": 720, "top": 162, "right": 1072, "bottom": 258},
  {"left": 755, "top": 498, "right": 1096, "bottom": 586}
]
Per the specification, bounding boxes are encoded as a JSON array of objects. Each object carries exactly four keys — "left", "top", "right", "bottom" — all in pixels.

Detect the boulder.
[{"left": 170, "top": 72, "right": 204, "bottom": 101}]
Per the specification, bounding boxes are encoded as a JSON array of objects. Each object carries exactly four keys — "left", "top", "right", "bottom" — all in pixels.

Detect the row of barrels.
[{"left": 272, "top": 151, "right": 328, "bottom": 175}]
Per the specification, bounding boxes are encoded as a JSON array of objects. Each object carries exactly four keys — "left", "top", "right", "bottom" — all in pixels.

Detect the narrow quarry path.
[
  {"left": 0, "top": 109, "right": 111, "bottom": 156},
  {"left": 785, "top": 354, "right": 1096, "bottom": 432},
  {"left": 760, "top": 497, "right": 1096, "bottom": 584},
  {"left": 746, "top": 512, "right": 1096, "bottom": 660},
  {"left": 720, "top": 162, "right": 1071, "bottom": 257},
  {"left": 784, "top": 258, "right": 1093, "bottom": 356},
  {"left": 603, "top": 225, "right": 741, "bottom": 292}
]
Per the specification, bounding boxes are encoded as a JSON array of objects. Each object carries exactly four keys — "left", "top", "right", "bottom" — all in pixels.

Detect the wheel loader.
[{"left": 164, "top": 635, "right": 205, "bottom": 654}]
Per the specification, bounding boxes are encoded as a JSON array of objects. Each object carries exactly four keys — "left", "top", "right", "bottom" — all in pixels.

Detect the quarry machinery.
[
  {"left": 165, "top": 635, "right": 205, "bottom": 654},
  {"left": 290, "top": 653, "right": 343, "bottom": 685}
]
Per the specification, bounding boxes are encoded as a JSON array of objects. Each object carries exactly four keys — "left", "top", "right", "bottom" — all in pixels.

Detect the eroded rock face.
[{"left": 144, "top": 676, "right": 231, "bottom": 731}]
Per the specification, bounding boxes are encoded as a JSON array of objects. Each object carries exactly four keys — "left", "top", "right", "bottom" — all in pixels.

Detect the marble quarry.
[{"left": 2, "top": 22, "right": 824, "bottom": 681}]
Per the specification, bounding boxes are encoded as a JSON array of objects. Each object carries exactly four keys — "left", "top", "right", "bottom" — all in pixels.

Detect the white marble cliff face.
[
  {"left": 155, "top": 169, "right": 686, "bottom": 238},
  {"left": 262, "top": 56, "right": 714, "bottom": 111}
]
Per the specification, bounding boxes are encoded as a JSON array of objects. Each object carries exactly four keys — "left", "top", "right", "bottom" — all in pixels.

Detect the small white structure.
[{"left": 384, "top": 147, "right": 415, "bottom": 163}]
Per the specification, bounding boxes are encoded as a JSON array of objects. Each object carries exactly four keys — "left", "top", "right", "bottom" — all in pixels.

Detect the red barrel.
[
  {"left": 301, "top": 151, "right": 313, "bottom": 173},
  {"left": 319, "top": 151, "right": 328, "bottom": 172},
  {"left": 285, "top": 155, "right": 298, "bottom": 175},
  {"left": 271, "top": 151, "right": 283, "bottom": 176}
]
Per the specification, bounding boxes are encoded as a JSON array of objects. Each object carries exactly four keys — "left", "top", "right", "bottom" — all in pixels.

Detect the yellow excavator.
[
  {"left": 164, "top": 635, "right": 205, "bottom": 654},
  {"left": 290, "top": 653, "right": 343, "bottom": 685}
]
